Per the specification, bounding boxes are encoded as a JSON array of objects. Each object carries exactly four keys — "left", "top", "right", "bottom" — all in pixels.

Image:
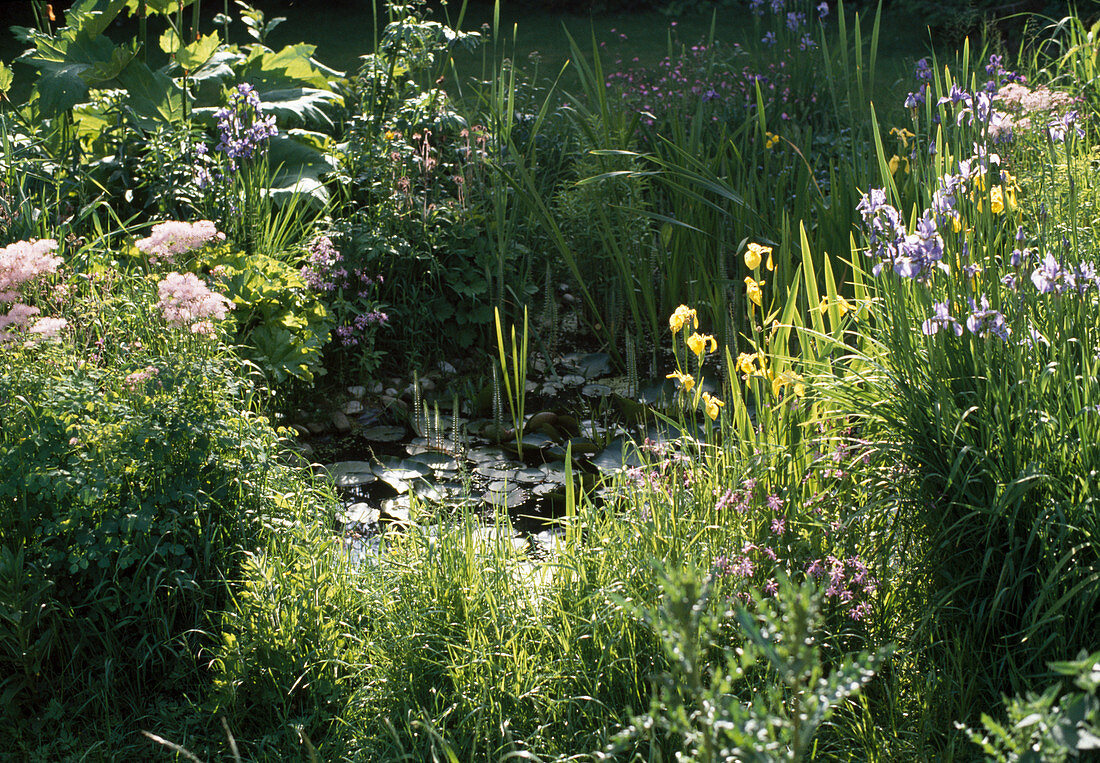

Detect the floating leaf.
[
  {"left": 361, "top": 425, "right": 405, "bottom": 442},
  {"left": 482, "top": 486, "right": 527, "bottom": 509},
  {"left": 591, "top": 438, "right": 642, "bottom": 474},
  {"left": 324, "top": 461, "right": 377, "bottom": 487}
]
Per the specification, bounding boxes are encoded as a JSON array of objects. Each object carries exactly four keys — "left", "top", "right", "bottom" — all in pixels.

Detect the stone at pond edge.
[{"left": 332, "top": 411, "right": 352, "bottom": 433}]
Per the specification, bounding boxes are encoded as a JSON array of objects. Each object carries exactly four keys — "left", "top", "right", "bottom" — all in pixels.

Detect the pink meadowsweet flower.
[
  {"left": 0, "top": 239, "right": 61, "bottom": 303},
  {"left": 136, "top": 221, "right": 223, "bottom": 264},
  {"left": 28, "top": 316, "right": 68, "bottom": 339},
  {"left": 156, "top": 272, "right": 233, "bottom": 329},
  {"left": 124, "top": 365, "right": 160, "bottom": 389}
]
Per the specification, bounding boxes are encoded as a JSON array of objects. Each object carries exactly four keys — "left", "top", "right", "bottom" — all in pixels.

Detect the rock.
[
  {"left": 291, "top": 424, "right": 311, "bottom": 438},
  {"left": 370, "top": 381, "right": 384, "bottom": 394},
  {"left": 420, "top": 377, "right": 436, "bottom": 391},
  {"left": 344, "top": 399, "right": 363, "bottom": 415},
  {"left": 307, "top": 420, "right": 329, "bottom": 435},
  {"left": 347, "top": 385, "right": 366, "bottom": 399},
  {"left": 438, "top": 361, "right": 457, "bottom": 375},
  {"left": 331, "top": 411, "right": 351, "bottom": 433}
]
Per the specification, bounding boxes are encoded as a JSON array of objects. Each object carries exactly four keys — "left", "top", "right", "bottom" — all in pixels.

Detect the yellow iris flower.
[
  {"left": 687, "top": 332, "right": 718, "bottom": 357},
  {"left": 669, "top": 305, "right": 698, "bottom": 333},
  {"left": 666, "top": 371, "right": 695, "bottom": 393},
  {"left": 771, "top": 368, "right": 806, "bottom": 397},
  {"left": 745, "top": 277, "right": 764, "bottom": 307},
  {"left": 745, "top": 242, "right": 773, "bottom": 271},
  {"left": 702, "top": 391, "right": 724, "bottom": 420}
]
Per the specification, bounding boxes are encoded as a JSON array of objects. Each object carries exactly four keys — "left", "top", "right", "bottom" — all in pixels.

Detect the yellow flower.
[
  {"left": 745, "top": 277, "right": 763, "bottom": 307},
  {"left": 990, "top": 186, "right": 1005, "bottom": 214},
  {"left": 819, "top": 295, "right": 855, "bottom": 317},
  {"left": 888, "top": 154, "right": 909, "bottom": 175},
  {"left": 771, "top": 369, "right": 806, "bottom": 397},
  {"left": 666, "top": 371, "right": 695, "bottom": 393},
  {"left": 702, "top": 391, "right": 724, "bottom": 420},
  {"left": 669, "top": 305, "right": 698, "bottom": 333},
  {"left": 890, "top": 127, "right": 914, "bottom": 149},
  {"left": 745, "top": 242, "right": 772, "bottom": 271},
  {"left": 687, "top": 332, "right": 717, "bottom": 357},
  {"left": 765, "top": 132, "right": 779, "bottom": 149},
  {"left": 951, "top": 215, "right": 964, "bottom": 233},
  {"left": 736, "top": 352, "right": 756, "bottom": 376},
  {"left": 736, "top": 351, "right": 767, "bottom": 379}
]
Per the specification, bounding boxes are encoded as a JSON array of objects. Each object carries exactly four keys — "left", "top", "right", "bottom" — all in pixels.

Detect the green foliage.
[
  {"left": 200, "top": 246, "right": 334, "bottom": 384},
  {"left": 0, "top": 273, "right": 285, "bottom": 738},
  {"left": 610, "top": 569, "right": 890, "bottom": 761},
  {"left": 963, "top": 651, "right": 1100, "bottom": 762}
]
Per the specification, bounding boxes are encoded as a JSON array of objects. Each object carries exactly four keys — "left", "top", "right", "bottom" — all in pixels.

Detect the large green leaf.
[
  {"left": 266, "top": 130, "right": 337, "bottom": 207},
  {"left": 237, "top": 43, "right": 338, "bottom": 90},
  {"left": 0, "top": 62, "right": 14, "bottom": 97},
  {"left": 176, "top": 32, "right": 220, "bottom": 71},
  {"left": 37, "top": 64, "right": 91, "bottom": 116},
  {"left": 259, "top": 87, "right": 342, "bottom": 129},
  {"left": 114, "top": 60, "right": 183, "bottom": 124}
]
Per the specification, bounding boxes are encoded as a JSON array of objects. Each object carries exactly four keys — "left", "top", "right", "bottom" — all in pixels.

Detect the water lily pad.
[
  {"left": 360, "top": 425, "right": 405, "bottom": 442},
  {"left": 482, "top": 486, "right": 528, "bottom": 509},
  {"left": 339, "top": 502, "right": 379, "bottom": 527},
  {"left": 538, "top": 463, "right": 567, "bottom": 483},
  {"left": 514, "top": 467, "right": 546, "bottom": 483},
  {"left": 577, "top": 352, "right": 612, "bottom": 379},
  {"left": 520, "top": 432, "right": 555, "bottom": 450},
  {"left": 324, "top": 461, "right": 378, "bottom": 487},
  {"left": 581, "top": 383, "right": 612, "bottom": 397},
  {"left": 560, "top": 374, "right": 586, "bottom": 387},
  {"left": 407, "top": 451, "right": 460, "bottom": 471},
  {"left": 591, "top": 438, "right": 643, "bottom": 474},
  {"left": 468, "top": 445, "right": 509, "bottom": 463},
  {"left": 380, "top": 497, "right": 411, "bottom": 524},
  {"left": 532, "top": 481, "right": 560, "bottom": 497},
  {"left": 475, "top": 460, "right": 526, "bottom": 480}
]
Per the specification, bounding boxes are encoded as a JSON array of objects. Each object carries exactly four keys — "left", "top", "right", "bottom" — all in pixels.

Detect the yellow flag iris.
[
  {"left": 669, "top": 305, "right": 698, "bottom": 333},
  {"left": 687, "top": 332, "right": 718, "bottom": 357}
]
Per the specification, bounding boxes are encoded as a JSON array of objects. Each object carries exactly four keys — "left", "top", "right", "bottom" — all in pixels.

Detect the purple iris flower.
[{"left": 922, "top": 301, "right": 963, "bottom": 336}]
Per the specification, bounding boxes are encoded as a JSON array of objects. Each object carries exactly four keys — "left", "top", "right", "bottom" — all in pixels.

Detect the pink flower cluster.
[
  {"left": 156, "top": 272, "right": 233, "bottom": 331},
  {"left": 0, "top": 239, "right": 66, "bottom": 344},
  {"left": 136, "top": 221, "right": 223, "bottom": 264},
  {"left": 1, "top": 238, "right": 61, "bottom": 303}
]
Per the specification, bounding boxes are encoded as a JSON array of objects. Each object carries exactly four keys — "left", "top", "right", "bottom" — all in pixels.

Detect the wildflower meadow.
[{"left": 1, "top": 0, "right": 1098, "bottom": 760}]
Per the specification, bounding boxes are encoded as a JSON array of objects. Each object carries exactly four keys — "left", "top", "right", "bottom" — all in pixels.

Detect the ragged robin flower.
[
  {"left": 669, "top": 304, "right": 698, "bottom": 333},
  {"left": 687, "top": 332, "right": 717, "bottom": 357}
]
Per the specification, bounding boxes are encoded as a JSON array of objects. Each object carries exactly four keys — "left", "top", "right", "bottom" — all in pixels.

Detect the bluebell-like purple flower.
[
  {"left": 966, "top": 296, "right": 1009, "bottom": 340},
  {"left": 915, "top": 57, "right": 932, "bottom": 82},
  {"left": 214, "top": 83, "right": 278, "bottom": 172},
  {"left": 1009, "top": 248, "right": 1026, "bottom": 268},
  {"left": 799, "top": 33, "right": 816, "bottom": 50},
  {"left": 905, "top": 86, "right": 926, "bottom": 109},
  {"left": 762, "top": 31, "right": 777, "bottom": 45},
  {"left": 770, "top": 0, "right": 785, "bottom": 13},
  {"left": 922, "top": 301, "right": 963, "bottom": 336},
  {"left": 817, "top": 2, "right": 829, "bottom": 19}
]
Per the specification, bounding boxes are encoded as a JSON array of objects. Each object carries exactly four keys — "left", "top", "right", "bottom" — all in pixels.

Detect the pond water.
[{"left": 296, "top": 349, "right": 715, "bottom": 562}]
